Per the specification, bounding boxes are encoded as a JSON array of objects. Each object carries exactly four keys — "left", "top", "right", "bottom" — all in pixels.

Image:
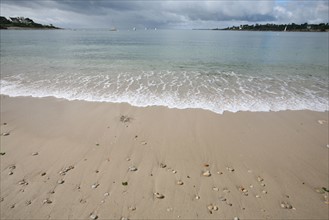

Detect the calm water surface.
[{"left": 1, "top": 29, "right": 328, "bottom": 113}]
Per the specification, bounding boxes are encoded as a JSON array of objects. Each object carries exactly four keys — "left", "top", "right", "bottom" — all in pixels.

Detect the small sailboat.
[
  {"left": 110, "top": 27, "right": 117, "bottom": 31},
  {"left": 133, "top": 27, "right": 136, "bottom": 31},
  {"left": 284, "top": 26, "right": 287, "bottom": 32}
]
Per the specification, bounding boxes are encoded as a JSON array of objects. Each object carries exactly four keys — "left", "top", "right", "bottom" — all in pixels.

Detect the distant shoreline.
[
  {"left": 1, "top": 26, "right": 62, "bottom": 30},
  {"left": 194, "top": 23, "right": 329, "bottom": 32},
  {"left": 0, "top": 16, "right": 61, "bottom": 30}
]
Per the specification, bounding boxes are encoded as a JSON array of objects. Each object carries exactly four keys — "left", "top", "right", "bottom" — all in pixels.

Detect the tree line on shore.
[
  {"left": 216, "top": 23, "right": 329, "bottom": 32},
  {"left": 0, "top": 16, "right": 60, "bottom": 29}
]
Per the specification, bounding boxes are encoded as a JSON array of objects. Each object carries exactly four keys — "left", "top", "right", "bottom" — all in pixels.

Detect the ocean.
[{"left": 0, "top": 29, "right": 328, "bottom": 114}]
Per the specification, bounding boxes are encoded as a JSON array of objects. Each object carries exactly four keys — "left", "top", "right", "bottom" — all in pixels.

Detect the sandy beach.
[{"left": 0, "top": 95, "right": 328, "bottom": 219}]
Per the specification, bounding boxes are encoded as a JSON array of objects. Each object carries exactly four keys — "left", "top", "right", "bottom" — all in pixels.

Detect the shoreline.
[
  {"left": 1, "top": 94, "right": 328, "bottom": 115},
  {"left": 1, "top": 95, "right": 328, "bottom": 219}
]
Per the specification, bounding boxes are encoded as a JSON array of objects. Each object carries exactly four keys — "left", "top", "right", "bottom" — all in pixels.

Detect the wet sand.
[{"left": 0, "top": 95, "right": 328, "bottom": 219}]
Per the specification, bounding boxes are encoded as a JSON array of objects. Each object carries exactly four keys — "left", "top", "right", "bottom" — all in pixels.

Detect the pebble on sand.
[
  {"left": 154, "top": 192, "right": 165, "bottom": 199},
  {"left": 128, "top": 206, "right": 136, "bottom": 211},
  {"left": 32, "top": 152, "right": 38, "bottom": 156},
  {"left": 57, "top": 179, "right": 65, "bottom": 184},
  {"left": 18, "top": 179, "right": 28, "bottom": 185},
  {"left": 318, "top": 120, "right": 327, "bottom": 125},
  {"left": 257, "top": 176, "right": 264, "bottom": 182},
  {"left": 219, "top": 196, "right": 227, "bottom": 202},
  {"left": 1, "top": 132, "right": 10, "bottom": 136},
  {"left": 91, "top": 183, "right": 99, "bottom": 189},
  {"left": 43, "top": 199, "right": 52, "bottom": 204},
  {"left": 177, "top": 180, "right": 184, "bottom": 185},
  {"left": 90, "top": 213, "right": 98, "bottom": 220},
  {"left": 280, "top": 201, "right": 293, "bottom": 209},
  {"left": 128, "top": 166, "right": 138, "bottom": 172},
  {"left": 160, "top": 163, "right": 167, "bottom": 168},
  {"left": 202, "top": 170, "right": 211, "bottom": 177}
]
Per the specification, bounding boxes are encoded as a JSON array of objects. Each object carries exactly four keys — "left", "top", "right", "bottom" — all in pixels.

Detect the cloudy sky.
[{"left": 0, "top": 0, "right": 328, "bottom": 29}]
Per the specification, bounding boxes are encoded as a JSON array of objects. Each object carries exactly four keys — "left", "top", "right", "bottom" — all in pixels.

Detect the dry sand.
[{"left": 0, "top": 95, "right": 328, "bottom": 219}]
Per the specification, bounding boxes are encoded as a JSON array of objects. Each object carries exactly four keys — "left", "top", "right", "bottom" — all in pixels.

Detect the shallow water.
[{"left": 1, "top": 29, "right": 328, "bottom": 113}]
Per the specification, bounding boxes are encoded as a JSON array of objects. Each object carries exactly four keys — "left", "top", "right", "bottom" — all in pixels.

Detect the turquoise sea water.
[{"left": 0, "top": 29, "right": 328, "bottom": 113}]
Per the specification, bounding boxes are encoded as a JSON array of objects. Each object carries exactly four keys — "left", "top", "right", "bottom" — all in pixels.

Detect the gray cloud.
[{"left": 0, "top": 0, "right": 328, "bottom": 29}]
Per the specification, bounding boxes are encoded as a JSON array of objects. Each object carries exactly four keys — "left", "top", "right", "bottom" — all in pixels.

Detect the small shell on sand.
[
  {"left": 41, "top": 172, "right": 46, "bottom": 176},
  {"left": 202, "top": 170, "right": 211, "bottom": 177},
  {"left": 233, "top": 217, "right": 239, "bottom": 220},
  {"left": 1, "top": 132, "right": 10, "bottom": 136},
  {"left": 177, "top": 180, "right": 184, "bottom": 185},
  {"left": 262, "top": 190, "right": 267, "bottom": 194},
  {"left": 261, "top": 183, "right": 266, "bottom": 187},
  {"left": 32, "top": 152, "right": 38, "bottom": 156},
  {"left": 195, "top": 195, "right": 200, "bottom": 200},
  {"left": 223, "top": 188, "right": 230, "bottom": 193},
  {"left": 9, "top": 165, "right": 16, "bottom": 170},
  {"left": 160, "top": 163, "right": 167, "bottom": 168},
  {"left": 172, "top": 170, "right": 177, "bottom": 174},
  {"left": 91, "top": 183, "right": 99, "bottom": 189},
  {"left": 226, "top": 167, "right": 235, "bottom": 172},
  {"left": 90, "top": 213, "right": 98, "bottom": 220},
  {"left": 213, "top": 187, "right": 219, "bottom": 191},
  {"left": 128, "top": 166, "right": 138, "bottom": 172},
  {"left": 8, "top": 171, "right": 13, "bottom": 175},
  {"left": 213, "top": 206, "right": 218, "bottom": 211},
  {"left": 57, "top": 179, "right": 64, "bottom": 184},
  {"left": 126, "top": 158, "right": 131, "bottom": 161},
  {"left": 104, "top": 192, "right": 110, "bottom": 197},
  {"left": 25, "top": 200, "right": 32, "bottom": 206},
  {"left": 203, "top": 163, "right": 209, "bottom": 167},
  {"left": 256, "top": 195, "right": 260, "bottom": 198},
  {"left": 154, "top": 192, "right": 165, "bottom": 199}
]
